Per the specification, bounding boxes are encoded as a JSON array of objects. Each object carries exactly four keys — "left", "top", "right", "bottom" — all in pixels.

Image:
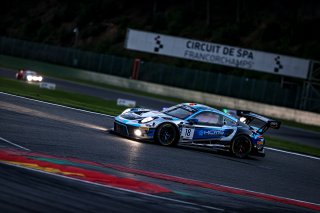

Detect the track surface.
[
  {"left": 0, "top": 93, "right": 319, "bottom": 212},
  {"left": 0, "top": 163, "right": 214, "bottom": 213},
  {"left": 1, "top": 68, "right": 319, "bottom": 148}
]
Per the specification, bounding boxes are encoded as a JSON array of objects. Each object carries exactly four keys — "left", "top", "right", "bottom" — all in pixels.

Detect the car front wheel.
[
  {"left": 231, "top": 135, "right": 252, "bottom": 158},
  {"left": 154, "top": 123, "right": 179, "bottom": 146}
]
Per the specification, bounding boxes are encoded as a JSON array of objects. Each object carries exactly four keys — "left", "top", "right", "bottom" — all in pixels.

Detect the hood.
[
  {"left": 120, "top": 108, "right": 176, "bottom": 121},
  {"left": 140, "top": 111, "right": 167, "bottom": 118}
]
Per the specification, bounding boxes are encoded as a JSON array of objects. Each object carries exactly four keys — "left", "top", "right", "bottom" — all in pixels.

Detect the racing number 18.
[
  {"left": 185, "top": 128, "right": 191, "bottom": 136},
  {"left": 181, "top": 127, "right": 195, "bottom": 140}
]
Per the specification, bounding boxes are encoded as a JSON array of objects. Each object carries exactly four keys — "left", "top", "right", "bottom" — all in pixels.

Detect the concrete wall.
[{"left": 76, "top": 70, "right": 320, "bottom": 126}]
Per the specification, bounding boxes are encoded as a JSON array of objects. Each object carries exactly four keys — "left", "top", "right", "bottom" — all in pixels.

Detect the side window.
[
  {"left": 223, "top": 117, "right": 237, "bottom": 126},
  {"left": 193, "top": 112, "right": 223, "bottom": 126}
]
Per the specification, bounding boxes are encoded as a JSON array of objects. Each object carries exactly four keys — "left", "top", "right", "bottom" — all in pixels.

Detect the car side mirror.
[{"left": 188, "top": 118, "right": 198, "bottom": 125}]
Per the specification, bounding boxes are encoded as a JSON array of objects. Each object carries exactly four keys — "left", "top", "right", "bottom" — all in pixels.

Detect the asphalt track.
[
  {"left": 0, "top": 92, "right": 319, "bottom": 212},
  {"left": 1, "top": 68, "right": 319, "bottom": 148}
]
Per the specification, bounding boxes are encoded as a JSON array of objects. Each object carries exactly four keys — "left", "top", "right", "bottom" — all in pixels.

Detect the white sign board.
[
  {"left": 125, "top": 29, "right": 310, "bottom": 79},
  {"left": 117, "top": 98, "right": 136, "bottom": 107}
]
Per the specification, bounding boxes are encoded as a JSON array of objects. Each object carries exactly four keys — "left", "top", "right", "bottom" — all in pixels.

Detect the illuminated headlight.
[
  {"left": 134, "top": 129, "right": 142, "bottom": 136},
  {"left": 26, "top": 75, "right": 43, "bottom": 82},
  {"left": 121, "top": 109, "right": 131, "bottom": 114},
  {"left": 26, "top": 75, "right": 33, "bottom": 81},
  {"left": 141, "top": 117, "right": 154, "bottom": 123}
]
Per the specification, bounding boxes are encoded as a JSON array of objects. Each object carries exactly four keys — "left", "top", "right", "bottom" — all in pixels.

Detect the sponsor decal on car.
[{"left": 199, "top": 130, "right": 224, "bottom": 136}]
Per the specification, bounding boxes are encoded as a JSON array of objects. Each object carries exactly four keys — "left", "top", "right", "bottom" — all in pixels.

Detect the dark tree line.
[{"left": 1, "top": 0, "right": 320, "bottom": 60}]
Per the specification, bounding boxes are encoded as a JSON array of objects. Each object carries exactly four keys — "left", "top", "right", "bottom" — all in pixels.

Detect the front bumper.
[{"left": 114, "top": 121, "right": 155, "bottom": 139}]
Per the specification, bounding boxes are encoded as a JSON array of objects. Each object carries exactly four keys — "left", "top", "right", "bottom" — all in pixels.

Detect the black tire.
[
  {"left": 154, "top": 123, "right": 179, "bottom": 146},
  {"left": 231, "top": 135, "right": 252, "bottom": 158}
]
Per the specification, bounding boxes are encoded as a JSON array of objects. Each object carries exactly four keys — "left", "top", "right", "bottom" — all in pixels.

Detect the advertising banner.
[{"left": 125, "top": 29, "right": 310, "bottom": 79}]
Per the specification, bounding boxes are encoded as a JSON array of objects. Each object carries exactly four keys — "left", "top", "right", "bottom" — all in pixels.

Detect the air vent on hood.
[{"left": 121, "top": 113, "right": 140, "bottom": 120}]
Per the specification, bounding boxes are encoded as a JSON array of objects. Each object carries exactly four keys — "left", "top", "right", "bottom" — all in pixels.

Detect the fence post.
[{"left": 131, "top": 58, "right": 141, "bottom": 80}]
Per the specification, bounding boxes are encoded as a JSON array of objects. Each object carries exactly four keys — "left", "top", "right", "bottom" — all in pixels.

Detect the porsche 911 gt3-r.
[{"left": 113, "top": 103, "right": 281, "bottom": 158}]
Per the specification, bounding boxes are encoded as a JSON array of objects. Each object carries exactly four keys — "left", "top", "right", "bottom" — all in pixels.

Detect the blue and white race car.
[{"left": 113, "top": 103, "right": 281, "bottom": 158}]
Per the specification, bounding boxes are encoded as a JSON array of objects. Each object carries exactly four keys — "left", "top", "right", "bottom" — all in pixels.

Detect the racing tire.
[
  {"left": 231, "top": 135, "right": 252, "bottom": 158},
  {"left": 154, "top": 123, "right": 179, "bottom": 146}
]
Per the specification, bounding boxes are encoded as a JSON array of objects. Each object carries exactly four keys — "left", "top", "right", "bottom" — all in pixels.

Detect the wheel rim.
[
  {"left": 233, "top": 136, "right": 251, "bottom": 158},
  {"left": 158, "top": 124, "right": 176, "bottom": 145}
]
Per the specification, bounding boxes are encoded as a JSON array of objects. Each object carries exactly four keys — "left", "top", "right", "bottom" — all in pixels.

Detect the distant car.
[
  {"left": 16, "top": 69, "right": 43, "bottom": 82},
  {"left": 113, "top": 103, "right": 281, "bottom": 158}
]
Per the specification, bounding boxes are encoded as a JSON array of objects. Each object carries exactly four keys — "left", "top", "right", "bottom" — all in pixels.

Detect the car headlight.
[
  {"left": 26, "top": 75, "right": 33, "bottom": 81},
  {"left": 141, "top": 117, "right": 155, "bottom": 123},
  {"left": 134, "top": 129, "right": 142, "bottom": 136}
]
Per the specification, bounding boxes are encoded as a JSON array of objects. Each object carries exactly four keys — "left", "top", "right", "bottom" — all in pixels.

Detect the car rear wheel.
[
  {"left": 231, "top": 135, "right": 252, "bottom": 158},
  {"left": 154, "top": 123, "right": 178, "bottom": 146}
]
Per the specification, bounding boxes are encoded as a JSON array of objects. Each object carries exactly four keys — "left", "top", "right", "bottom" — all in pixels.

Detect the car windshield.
[
  {"left": 26, "top": 71, "right": 37, "bottom": 75},
  {"left": 163, "top": 106, "right": 195, "bottom": 119}
]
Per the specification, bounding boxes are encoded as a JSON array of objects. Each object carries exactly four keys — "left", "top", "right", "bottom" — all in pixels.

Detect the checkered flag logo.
[
  {"left": 154, "top": 35, "right": 164, "bottom": 52},
  {"left": 274, "top": 56, "right": 283, "bottom": 73}
]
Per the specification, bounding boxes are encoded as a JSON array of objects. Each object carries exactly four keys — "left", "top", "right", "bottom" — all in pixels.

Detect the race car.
[
  {"left": 16, "top": 69, "right": 43, "bottom": 82},
  {"left": 113, "top": 103, "right": 281, "bottom": 158}
]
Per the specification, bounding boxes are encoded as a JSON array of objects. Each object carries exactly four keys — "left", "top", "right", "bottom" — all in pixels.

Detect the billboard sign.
[{"left": 125, "top": 29, "right": 310, "bottom": 79}]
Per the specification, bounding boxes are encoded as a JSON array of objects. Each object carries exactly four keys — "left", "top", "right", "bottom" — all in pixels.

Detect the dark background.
[{"left": 1, "top": 0, "right": 320, "bottom": 63}]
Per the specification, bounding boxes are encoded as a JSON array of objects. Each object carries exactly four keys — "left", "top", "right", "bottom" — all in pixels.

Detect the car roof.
[
  {"left": 25, "top": 70, "right": 37, "bottom": 74},
  {"left": 180, "top": 103, "right": 219, "bottom": 112},
  {"left": 180, "top": 103, "right": 238, "bottom": 121}
]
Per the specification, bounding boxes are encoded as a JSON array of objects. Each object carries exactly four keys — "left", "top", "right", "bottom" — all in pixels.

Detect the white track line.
[
  {"left": 1, "top": 162, "right": 224, "bottom": 212},
  {"left": 0, "top": 136, "right": 30, "bottom": 151},
  {"left": 265, "top": 147, "right": 320, "bottom": 160},
  {"left": 1, "top": 92, "right": 319, "bottom": 160},
  {"left": 0, "top": 92, "right": 115, "bottom": 118}
]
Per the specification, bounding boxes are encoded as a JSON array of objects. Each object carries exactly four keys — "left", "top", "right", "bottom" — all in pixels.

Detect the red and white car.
[{"left": 16, "top": 69, "right": 43, "bottom": 82}]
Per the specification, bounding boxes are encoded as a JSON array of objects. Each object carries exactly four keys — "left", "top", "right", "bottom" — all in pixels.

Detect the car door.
[{"left": 181, "top": 111, "right": 236, "bottom": 141}]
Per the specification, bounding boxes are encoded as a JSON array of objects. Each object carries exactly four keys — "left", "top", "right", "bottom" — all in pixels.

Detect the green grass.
[
  {"left": 1, "top": 54, "right": 320, "bottom": 133},
  {"left": 0, "top": 77, "right": 126, "bottom": 115},
  {"left": 279, "top": 120, "right": 320, "bottom": 133},
  {"left": 266, "top": 136, "right": 320, "bottom": 157},
  {"left": 1, "top": 77, "right": 319, "bottom": 157}
]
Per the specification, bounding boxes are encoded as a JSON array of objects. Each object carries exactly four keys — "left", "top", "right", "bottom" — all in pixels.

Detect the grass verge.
[
  {"left": 0, "top": 77, "right": 126, "bottom": 115},
  {"left": 265, "top": 136, "right": 320, "bottom": 157},
  {"left": 1, "top": 77, "right": 319, "bottom": 157}
]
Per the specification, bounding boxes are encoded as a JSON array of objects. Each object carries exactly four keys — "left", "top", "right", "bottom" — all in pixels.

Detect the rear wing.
[{"left": 236, "top": 110, "right": 281, "bottom": 134}]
